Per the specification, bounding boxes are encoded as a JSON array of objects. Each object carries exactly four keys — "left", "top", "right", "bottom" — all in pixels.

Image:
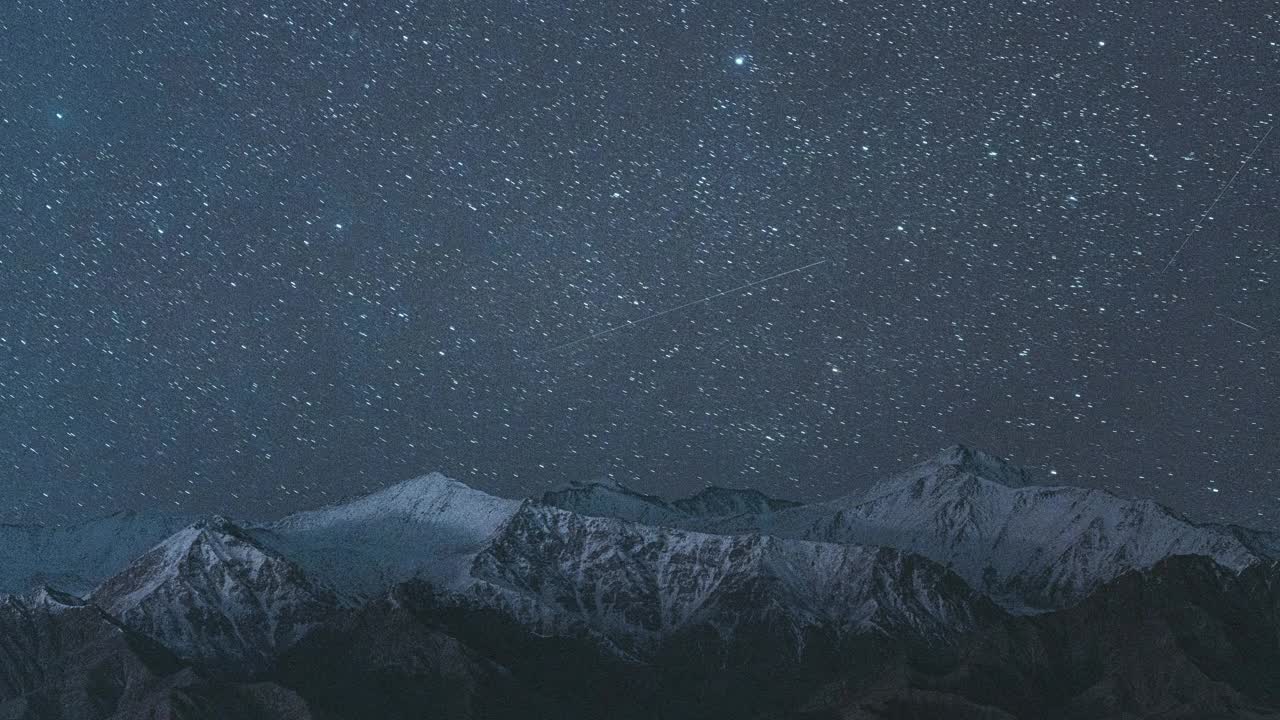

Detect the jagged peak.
[
  {"left": 94, "top": 512, "right": 330, "bottom": 616},
  {"left": 916, "top": 444, "right": 1037, "bottom": 488},
  {"left": 672, "top": 485, "right": 802, "bottom": 516},
  {"left": 364, "top": 471, "right": 480, "bottom": 501},
  {"left": 191, "top": 514, "right": 240, "bottom": 533},
  {"left": 546, "top": 478, "right": 668, "bottom": 503},
  {"left": 150, "top": 515, "right": 259, "bottom": 556},
  {"left": 851, "top": 444, "right": 1041, "bottom": 505}
]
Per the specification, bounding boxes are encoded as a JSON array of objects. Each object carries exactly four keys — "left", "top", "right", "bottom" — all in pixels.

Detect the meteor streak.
[
  {"left": 1214, "top": 312, "right": 1260, "bottom": 332},
  {"left": 538, "top": 259, "right": 827, "bottom": 355},
  {"left": 1160, "top": 123, "right": 1274, "bottom": 273}
]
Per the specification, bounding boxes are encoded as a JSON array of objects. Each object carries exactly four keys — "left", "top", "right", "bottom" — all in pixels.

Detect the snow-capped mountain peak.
[
  {"left": 92, "top": 516, "right": 334, "bottom": 670},
  {"left": 251, "top": 472, "right": 521, "bottom": 597},
  {"left": 782, "top": 448, "right": 1269, "bottom": 611},
  {"left": 671, "top": 446, "right": 1277, "bottom": 614},
  {"left": 464, "top": 503, "right": 996, "bottom": 658},
  {"left": 865, "top": 444, "right": 1038, "bottom": 497}
]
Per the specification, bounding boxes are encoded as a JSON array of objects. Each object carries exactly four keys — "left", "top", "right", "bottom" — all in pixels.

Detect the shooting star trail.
[
  {"left": 1161, "top": 122, "right": 1274, "bottom": 273},
  {"left": 536, "top": 258, "right": 827, "bottom": 355},
  {"left": 1214, "top": 312, "right": 1260, "bottom": 332}
]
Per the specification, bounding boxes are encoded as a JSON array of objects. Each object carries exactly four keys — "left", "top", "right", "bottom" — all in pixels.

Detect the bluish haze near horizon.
[{"left": 1, "top": 0, "right": 1276, "bottom": 525}]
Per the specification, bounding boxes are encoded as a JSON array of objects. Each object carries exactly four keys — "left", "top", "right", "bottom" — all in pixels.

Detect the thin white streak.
[
  {"left": 1214, "top": 312, "right": 1260, "bottom": 332},
  {"left": 537, "top": 259, "right": 827, "bottom": 355},
  {"left": 1160, "top": 123, "right": 1275, "bottom": 273}
]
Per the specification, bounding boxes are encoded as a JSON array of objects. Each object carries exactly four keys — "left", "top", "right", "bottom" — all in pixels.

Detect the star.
[{"left": 734, "top": 56, "right": 746, "bottom": 66}]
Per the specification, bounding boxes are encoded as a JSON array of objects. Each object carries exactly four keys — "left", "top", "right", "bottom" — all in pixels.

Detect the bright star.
[{"left": 734, "top": 56, "right": 746, "bottom": 66}]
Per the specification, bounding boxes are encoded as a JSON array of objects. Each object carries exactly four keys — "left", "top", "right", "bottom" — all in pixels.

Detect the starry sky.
[{"left": 2, "top": 0, "right": 1277, "bottom": 526}]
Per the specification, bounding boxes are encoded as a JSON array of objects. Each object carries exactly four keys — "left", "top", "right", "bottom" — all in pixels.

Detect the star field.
[{"left": 1, "top": 0, "right": 1277, "bottom": 525}]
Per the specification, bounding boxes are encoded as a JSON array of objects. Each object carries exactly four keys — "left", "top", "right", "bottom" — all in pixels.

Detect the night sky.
[{"left": 2, "top": 0, "right": 1277, "bottom": 526}]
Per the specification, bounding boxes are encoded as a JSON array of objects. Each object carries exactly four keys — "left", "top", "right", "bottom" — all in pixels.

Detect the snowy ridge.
[
  {"left": 691, "top": 445, "right": 1274, "bottom": 612},
  {"left": 671, "top": 485, "right": 800, "bottom": 517},
  {"left": 0, "top": 511, "right": 194, "bottom": 595},
  {"left": 92, "top": 516, "right": 335, "bottom": 669},
  {"left": 251, "top": 472, "right": 521, "bottom": 597},
  {"left": 542, "top": 479, "right": 799, "bottom": 526},
  {"left": 5, "top": 445, "right": 1274, "bottom": 678},
  {"left": 463, "top": 502, "right": 992, "bottom": 657},
  {"left": 541, "top": 480, "right": 684, "bottom": 526}
]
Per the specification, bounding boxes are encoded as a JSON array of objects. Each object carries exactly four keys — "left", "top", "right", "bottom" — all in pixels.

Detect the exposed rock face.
[
  {"left": 689, "top": 445, "right": 1275, "bottom": 612},
  {"left": 671, "top": 485, "right": 801, "bottom": 517},
  {"left": 0, "top": 590, "right": 313, "bottom": 720},
  {"left": 2, "top": 447, "right": 1278, "bottom": 718},
  {"left": 466, "top": 502, "right": 996, "bottom": 658},
  {"left": 819, "top": 556, "right": 1280, "bottom": 720},
  {"left": 91, "top": 517, "right": 336, "bottom": 671}
]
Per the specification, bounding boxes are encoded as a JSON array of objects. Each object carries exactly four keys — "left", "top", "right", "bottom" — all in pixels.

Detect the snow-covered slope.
[
  {"left": 92, "top": 516, "right": 335, "bottom": 669},
  {"left": 0, "top": 511, "right": 194, "bottom": 595},
  {"left": 542, "top": 480, "right": 799, "bottom": 526},
  {"left": 464, "top": 502, "right": 995, "bottom": 658},
  {"left": 694, "top": 445, "right": 1274, "bottom": 612},
  {"left": 251, "top": 473, "right": 521, "bottom": 598}
]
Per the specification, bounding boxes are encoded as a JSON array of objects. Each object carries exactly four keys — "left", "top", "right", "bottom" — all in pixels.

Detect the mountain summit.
[
  {"left": 92, "top": 516, "right": 335, "bottom": 670},
  {"left": 251, "top": 473, "right": 522, "bottom": 598},
  {"left": 684, "top": 445, "right": 1271, "bottom": 611},
  {"left": 0, "top": 446, "right": 1277, "bottom": 719},
  {"left": 542, "top": 478, "right": 800, "bottom": 525}
]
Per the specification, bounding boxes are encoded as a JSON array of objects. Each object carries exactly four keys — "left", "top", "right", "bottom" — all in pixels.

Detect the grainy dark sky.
[{"left": 1, "top": 0, "right": 1277, "bottom": 525}]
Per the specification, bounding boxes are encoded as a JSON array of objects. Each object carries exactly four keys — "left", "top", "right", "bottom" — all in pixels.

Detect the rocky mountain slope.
[
  {"left": 2, "top": 446, "right": 1277, "bottom": 718},
  {"left": 0, "top": 587, "right": 314, "bottom": 719},
  {"left": 91, "top": 516, "right": 335, "bottom": 670},
  {"left": 464, "top": 502, "right": 996, "bottom": 658},
  {"left": 633, "top": 445, "right": 1274, "bottom": 613},
  {"left": 818, "top": 555, "right": 1280, "bottom": 719}
]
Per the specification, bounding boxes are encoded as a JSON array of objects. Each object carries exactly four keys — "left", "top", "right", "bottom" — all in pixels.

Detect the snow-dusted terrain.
[
  {"left": 1, "top": 446, "right": 1278, "bottom": 719},
  {"left": 465, "top": 502, "right": 993, "bottom": 657},
  {"left": 92, "top": 516, "right": 335, "bottom": 669},
  {"left": 686, "top": 445, "right": 1274, "bottom": 611},
  {"left": 249, "top": 472, "right": 521, "bottom": 598}
]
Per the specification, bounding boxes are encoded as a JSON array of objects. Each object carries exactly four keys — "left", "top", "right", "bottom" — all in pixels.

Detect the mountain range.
[{"left": 1, "top": 444, "right": 1277, "bottom": 719}]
